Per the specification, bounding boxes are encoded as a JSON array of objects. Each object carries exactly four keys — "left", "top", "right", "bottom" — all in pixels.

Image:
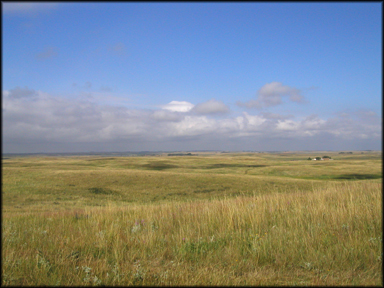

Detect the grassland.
[{"left": 2, "top": 151, "right": 382, "bottom": 285}]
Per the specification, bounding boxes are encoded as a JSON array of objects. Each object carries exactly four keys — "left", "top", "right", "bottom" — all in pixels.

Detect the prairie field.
[{"left": 2, "top": 151, "right": 382, "bottom": 286}]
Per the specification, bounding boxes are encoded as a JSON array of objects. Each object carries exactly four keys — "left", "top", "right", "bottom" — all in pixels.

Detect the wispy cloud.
[
  {"left": 36, "top": 47, "right": 58, "bottom": 60},
  {"left": 100, "top": 85, "right": 112, "bottom": 92},
  {"left": 237, "top": 82, "right": 306, "bottom": 109},
  {"left": 85, "top": 81, "right": 92, "bottom": 89},
  {"left": 109, "top": 43, "right": 126, "bottom": 56},
  {"left": 5, "top": 86, "right": 37, "bottom": 99},
  {"left": 2, "top": 2, "right": 60, "bottom": 15}
]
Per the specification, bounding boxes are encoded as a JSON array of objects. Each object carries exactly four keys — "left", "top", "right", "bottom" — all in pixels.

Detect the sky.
[{"left": 2, "top": 2, "right": 382, "bottom": 153}]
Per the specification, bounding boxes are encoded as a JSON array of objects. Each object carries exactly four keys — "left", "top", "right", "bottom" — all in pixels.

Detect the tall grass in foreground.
[{"left": 2, "top": 181, "right": 382, "bottom": 286}]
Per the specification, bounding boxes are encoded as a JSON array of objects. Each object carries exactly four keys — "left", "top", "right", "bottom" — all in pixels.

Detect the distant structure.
[{"left": 309, "top": 155, "right": 333, "bottom": 161}]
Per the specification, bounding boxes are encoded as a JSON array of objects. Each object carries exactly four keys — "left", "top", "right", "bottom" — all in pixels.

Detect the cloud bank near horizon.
[{"left": 2, "top": 86, "right": 381, "bottom": 153}]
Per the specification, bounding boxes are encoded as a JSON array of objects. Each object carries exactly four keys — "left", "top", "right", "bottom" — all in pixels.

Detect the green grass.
[{"left": 2, "top": 151, "right": 382, "bottom": 285}]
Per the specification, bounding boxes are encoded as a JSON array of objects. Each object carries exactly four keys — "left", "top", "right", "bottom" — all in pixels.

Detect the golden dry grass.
[{"left": 2, "top": 152, "right": 382, "bottom": 285}]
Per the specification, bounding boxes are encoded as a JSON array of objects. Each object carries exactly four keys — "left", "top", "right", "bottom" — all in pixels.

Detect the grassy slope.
[{"left": 2, "top": 152, "right": 382, "bottom": 285}]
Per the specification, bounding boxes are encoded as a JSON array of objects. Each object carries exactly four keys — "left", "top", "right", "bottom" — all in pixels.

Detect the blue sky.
[{"left": 2, "top": 2, "right": 382, "bottom": 153}]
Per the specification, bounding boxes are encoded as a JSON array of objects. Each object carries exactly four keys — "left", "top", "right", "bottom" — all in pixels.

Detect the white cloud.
[
  {"left": 301, "top": 115, "right": 326, "bottom": 130},
  {"left": 191, "top": 99, "right": 230, "bottom": 115},
  {"left": 152, "top": 110, "right": 183, "bottom": 122},
  {"left": 161, "top": 101, "right": 194, "bottom": 112},
  {"left": 221, "top": 113, "right": 267, "bottom": 137},
  {"left": 166, "top": 116, "right": 216, "bottom": 137},
  {"left": 276, "top": 119, "right": 300, "bottom": 131},
  {"left": 243, "top": 112, "right": 266, "bottom": 128}
]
